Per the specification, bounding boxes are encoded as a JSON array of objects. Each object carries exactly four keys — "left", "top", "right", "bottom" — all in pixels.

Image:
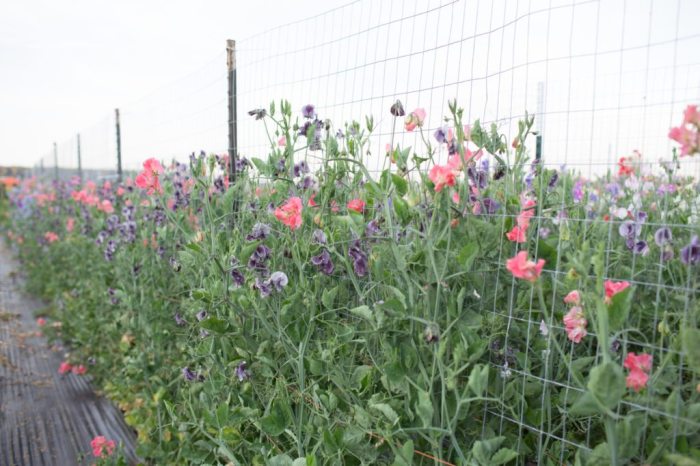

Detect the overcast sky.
[{"left": 2, "top": 0, "right": 699, "bottom": 177}]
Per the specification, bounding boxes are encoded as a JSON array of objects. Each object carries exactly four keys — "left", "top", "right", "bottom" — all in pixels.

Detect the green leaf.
[
  {"left": 321, "top": 286, "right": 338, "bottom": 310},
  {"left": 392, "top": 440, "right": 414, "bottom": 466},
  {"left": 491, "top": 448, "right": 519, "bottom": 465},
  {"left": 585, "top": 362, "right": 625, "bottom": 412},
  {"left": 665, "top": 454, "right": 700, "bottom": 466},
  {"left": 391, "top": 174, "right": 408, "bottom": 196},
  {"left": 268, "top": 454, "right": 294, "bottom": 466},
  {"left": 260, "top": 399, "right": 292, "bottom": 436},
  {"left": 191, "top": 289, "right": 212, "bottom": 303},
  {"left": 350, "top": 305, "right": 373, "bottom": 322},
  {"left": 458, "top": 243, "right": 479, "bottom": 270},
  {"left": 608, "top": 287, "right": 633, "bottom": 331},
  {"left": 200, "top": 316, "right": 229, "bottom": 334},
  {"left": 415, "top": 389, "right": 433, "bottom": 428},
  {"left": 472, "top": 436, "right": 505, "bottom": 465},
  {"left": 369, "top": 402, "right": 399, "bottom": 424},
  {"left": 468, "top": 364, "right": 489, "bottom": 397},
  {"left": 681, "top": 327, "right": 700, "bottom": 373}
]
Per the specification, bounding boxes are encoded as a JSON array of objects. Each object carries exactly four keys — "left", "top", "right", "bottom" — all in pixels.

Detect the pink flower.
[
  {"left": 683, "top": 104, "right": 699, "bottom": 125},
  {"left": 505, "top": 251, "right": 545, "bottom": 282},
  {"left": 404, "top": 108, "right": 426, "bottom": 132},
  {"left": 98, "top": 199, "right": 114, "bottom": 214},
  {"left": 116, "top": 186, "right": 125, "bottom": 196},
  {"left": 66, "top": 217, "right": 75, "bottom": 233},
  {"left": 563, "top": 306, "right": 587, "bottom": 343},
  {"left": 278, "top": 136, "right": 287, "bottom": 147},
  {"left": 604, "top": 280, "right": 630, "bottom": 304},
  {"left": 451, "top": 191, "right": 460, "bottom": 204},
  {"left": 135, "top": 158, "right": 165, "bottom": 195},
  {"left": 58, "top": 361, "right": 72, "bottom": 374},
  {"left": 347, "top": 198, "right": 365, "bottom": 213},
  {"left": 506, "top": 226, "right": 527, "bottom": 243},
  {"left": 274, "top": 197, "right": 303, "bottom": 230},
  {"left": 428, "top": 165, "right": 456, "bottom": 192},
  {"left": 91, "top": 436, "right": 116, "bottom": 458},
  {"left": 563, "top": 290, "right": 581, "bottom": 306},
  {"left": 623, "top": 352, "right": 652, "bottom": 392},
  {"left": 72, "top": 365, "right": 87, "bottom": 375},
  {"left": 44, "top": 231, "right": 59, "bottom": 243},
  {"left": 37, "top": 317, "right": 47, "bottom": 326}
]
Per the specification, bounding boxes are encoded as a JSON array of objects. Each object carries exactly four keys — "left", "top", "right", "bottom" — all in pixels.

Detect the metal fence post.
[
  {"left": 77, "top": 133, "right": 82, "bottom": 181},
  {"left": 115, "top": 108, "right": 122, "bottom": 182},
  {"left": 53, "top": 142, "right": 59, "bottom": 181},
  {"left": 227, "top": 39, "right": 238, "bottom": 184}
]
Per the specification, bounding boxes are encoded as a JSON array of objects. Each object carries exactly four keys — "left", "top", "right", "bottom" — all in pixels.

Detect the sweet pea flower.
[
  {"left": 37, "top": 317, "right": 47, "bottom": 326},
  {"left": 58, "top": 361, "right": 73, "bottom": 374},
  {"left": 135, "top": 158, "right": 165, "bottom": 195},
  {"left": 604, "top": 280, "right": 630, "bottom": 303},
  {"left": 506, "top": 226, "right": 527, "bottom": 243},
  {"left": 347, "top": 198, "right": 366, "bottom": 213},
  {"left": 404, "top": 108, "right": 426, "bottom": 132},
  {"left": 562, "top": 306, "right": 587, "bottom": 344},
  {"left": 72, "top": 365, "right": 87, "bottom": 375},
  {"left": 623, "top": 352, "right": 652, "bottom": 392},
  {"left": 506, "top": 251, "right": 545, "bottom": 282},
  {"left": 681, "top": 235, "right": 700, "bottom": 265},
  {"left": 91, "top": 436, "right": 116, "bottom": 458},
  {"left": 563, "top": 290, "right": 581, "bottom": 306},
  {"left": 428, "top": 165, "right": 456, "bottom": 192},
  {"left": 66, "top": 217, "right": 75, "bottom": 233},
  {"left": 278, "top": 135, "right": 287, "bottom": 147},
  {"left": 44, "top": 231, "right": 59, "bottom": 243},
  {"left": 274, "top": 197, "right": 303, "bottom": 230}
]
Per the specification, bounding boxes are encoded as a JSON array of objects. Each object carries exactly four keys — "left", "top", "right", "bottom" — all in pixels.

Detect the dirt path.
[{"left": 0, "top": 242, "right": 138, "bottom": 465}]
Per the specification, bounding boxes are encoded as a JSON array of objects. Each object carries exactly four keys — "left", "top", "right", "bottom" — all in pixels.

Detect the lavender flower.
[
  {"left": 433, "top": 127, "right": 447, "bottom": 144},
  {"left": 681, "top": 236, "right": 700, "bottom": 265},
  {"left": 654, "top": 227, "right": 672, "bottom": 246},
  {"left": 312, "top": 229, "right": 327, "bottom": 245},
  {"left": 572, "top": 181, "right": 584, "bottom": 203},
  {"left": 348, "top": 240, "right": 369, "bottom": 277},
  {"left": 293, "top": 161, "right": 310, "bottom": 178},
  {"left": 174, "top": 313, "right": 187, "bottom": 327},
  {"left": 302, "top": 104, "right": 316, "bottom": 119},
  {"left": 311, "top": 249, "right": 335, "bottom": 275},
  {"left": 389, "top": 100, "right": 405, "bottom": 117},
  {"left": 269, "top": 271, "right": 288, "bottom": 291},
  {"left": 235, "top": 361, "right": 250, "bottom": 381},
  {"left": 246, "top": 222, "right": 271, "bottom": 241}
]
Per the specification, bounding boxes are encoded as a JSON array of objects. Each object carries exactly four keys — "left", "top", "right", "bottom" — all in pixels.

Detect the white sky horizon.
[{"left": 2, "top": 0, "right": 700, "bottom": 178}]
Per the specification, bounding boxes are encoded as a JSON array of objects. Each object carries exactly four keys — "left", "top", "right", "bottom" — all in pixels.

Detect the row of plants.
[{"left": 4, "top": 100, "right": 700, "bottom": 465}]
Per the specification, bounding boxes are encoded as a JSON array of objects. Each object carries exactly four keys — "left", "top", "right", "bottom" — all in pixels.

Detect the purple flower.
[
  {"left": 235, "top": 361, "right": 250, "bottom": 381},
  {"left": 246, "top": 222, "right": 271, "bottom": 241},
  {"left": 681, "top": 236, "right": 700, "bottom": 265},
  {"left": 174, "top": 313, "right": 187, "bottom": 327},
  {"left": 293, "top": 161, "right": 310, "bottom": 178},
  {"left": 434, "top": 127, "right": 447, "bottom": 144},
  {"left": 248, "top": 108, "right": 267, "bottom": 120},
  {"left": 481, "top": 198, "right": 501, "bottom": 215},
  {"left": 654, "top": 227, "right": 672, "bottom": 246},
  {"left": 254, "top": 277, "right": 272, "bottom": 298},
  {"left": 248, "top": 244, "right": 271, "bottom": 273},
  {"left": 230, "top": 269, "right": 245, "bottom": 287},
  {"left": 348, "top": 240, "right": 368, "bottom": 277},
  {"left": 635, "top": 211, "right": 647, "bottom": 224},
  {"left": 302, "top": 104, "right": 316, "bottom": 119},
  {"left": 366, "top": 219, "right": 382, "bottom": 236},
  {"left": 196, "top": 310, "right": 208, "bottom": 321},
  {"left": 312, "top": 229, "right": 327, "bottom": 245},
  {"left": 269, "top": 271, "right": 288, "bottom": 291},
  {"left": 606, "top": 183, "right": 621, "bottom": 198},
  {"left": 311, "top": 249, "right": 335, "bottom": 275},
  {"left": 633, "top": 240, "right": 649, "bottom": 256},
  {"left": 619, "top": 220, "right": 638, "bottom": 238},
  {"left": 182, "top": 367, "right": 204, "bottom": 382},
  {"left": 390, "top": 100, "right": 405, "bottom": 117},
  {"left": 548, "top": 171, "right": 559, "bottom": 189},
  {"left": 572, "top": 181, "right": 584, "bottom": 203},
  {"left": 539, "top": 227, "right": 551, "bottom": 239}
]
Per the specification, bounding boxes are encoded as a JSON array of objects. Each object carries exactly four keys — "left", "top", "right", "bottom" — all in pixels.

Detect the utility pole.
[
  {"left": 115, "top": 108, "right": 122, "bottom": 182},
  {"left": 227, "top": 39, "right": 238, "bottom": 184},
  {"left": 77, "top": 133, "right": 82, "bottom": 181}
]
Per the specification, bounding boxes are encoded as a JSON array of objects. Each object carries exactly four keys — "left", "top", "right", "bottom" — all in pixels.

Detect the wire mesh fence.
[{"left": 21, "top": 0, "right": 700, "bottom": 463}]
